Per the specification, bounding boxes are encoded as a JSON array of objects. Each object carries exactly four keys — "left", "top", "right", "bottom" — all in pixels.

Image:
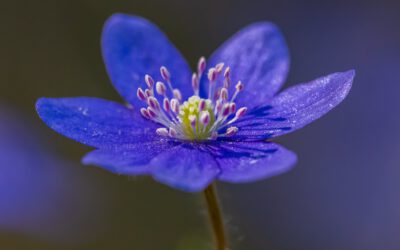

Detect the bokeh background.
[{"left": 1, "top": 0, "right": 400, "bottom": 249}]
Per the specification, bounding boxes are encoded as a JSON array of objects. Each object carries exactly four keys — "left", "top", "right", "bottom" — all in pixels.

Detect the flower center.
[
  {"left": 136, "top": 57, "right": 247, "bottom": 141},
  {"left": 179, "top": 96, "right": 215, "bottom": 140}
]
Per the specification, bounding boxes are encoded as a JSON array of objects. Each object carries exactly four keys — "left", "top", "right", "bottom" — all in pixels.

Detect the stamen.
[
  {"left": 137, "top": 88, "right": 146, "bottom": 101},
  {"left": 223, "top": 67, "right": 231, "bottom": 88},
  {"left": 220, "top": 88, "right": 228, "bottom": 101},
  {"left": 222, "top": 103, "right": 232, "bottom": 117},
  {"left": 189, "top": 115, "right": 197, "bottom": 128},
  {"left": 160, "top": 66, "right": 171, "bottom": 82},
  {"left": 169, "top": 127, "right": 177, "bottom": 137},
  {"left": 156, "top": 128, "right": 169, "bottom": 137},
  {"left": 200, "top": 111, "right": 210, "bottom": 126},
  {"left": 224, "top": 67, "right": 230, "bottom": 79},
  {"left": 147, "top": 96, "right": 160, "bottom": 110},
  {"left": 229, "top": 103, "right": 236, "bottom": 114},
  {"left": 208, "top": 68, "right": 217, "bottom": 82},
  {"left": 208, "top": 68, "right": 217, "bottom": 99},
  {"left": 235, "top": 81, "right": 244, "bottom": 91},
  {"left": 147, "top": 107, "right": 157, "bottom": 119},
  {"left": 145, "top": 74, "right": 154, "bottom": 88},
  {"left": 163, "top": 98, "right": 170, "bottom": 112},
  {"left": 140, "top": 108, "right": 150, "bottom": 119},
  {"left": 231, "top": 81, "right": 244, "bottom": 102},
  {"left": 215, "top": 63, "right": 225, "bottom": 73},
  {"left": 197, "top": 57, "right": 206, "bottom": 75},
  {"left": 224, "top": 107, "right": 248, "bottom": 127},
  {"left": 156, "top": 81, "right": 167, "bottom": 95},
  {"left": 173, "top": 89, "right": 182, "bottom": 101},
  {"left": 235, "top": 107, "right": 247, "bottom": 118},
  {"left": 198, "top": 99, "right": 206, "bottom": 112},
  {"left": 192, "top": 73, "right": 199, "bottom": 95},
  {"left": 170, "top": 98, "right": 179, "bottom": 113},
  {"left": 145, "top": 89, "right": 153, "bottom": 98},
  {"left": 226, "top": 126, "right": 238, "bottom": 136}
]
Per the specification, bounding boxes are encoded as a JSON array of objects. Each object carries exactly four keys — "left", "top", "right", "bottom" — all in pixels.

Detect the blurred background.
[{"left": 1, "top": 0, "right": 400, "bottom": 249}]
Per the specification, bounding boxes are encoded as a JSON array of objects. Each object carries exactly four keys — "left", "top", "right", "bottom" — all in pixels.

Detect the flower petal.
[
  {"left": 36, "top": 97, "right": 158, "bottom": 148},
  {"left": 207, "top": 141, "right": 297, "bottom": 183},
  {"left": 102, "top": 14, "right": 192, "bottom": 106},
  {"left": 82, "top": 141, "right": 177, "bottom": 175},
  {"left": 150, "top": 144, "right": 220, "bottom": 192},
  {"left": 204, "top": 22, "right": 289, "bottom": 108},
  {"left": 231, "top": 70, "right": 355, "bottom": 140}
]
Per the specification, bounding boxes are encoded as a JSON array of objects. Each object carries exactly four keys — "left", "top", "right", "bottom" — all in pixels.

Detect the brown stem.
[{"left": 203, "top": 184, "right": 228, "bottom": 250}]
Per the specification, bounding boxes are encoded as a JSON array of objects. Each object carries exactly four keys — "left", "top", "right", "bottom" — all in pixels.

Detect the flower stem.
[{"left": 203, "top": 184, "right": 228, "bottom": 250}]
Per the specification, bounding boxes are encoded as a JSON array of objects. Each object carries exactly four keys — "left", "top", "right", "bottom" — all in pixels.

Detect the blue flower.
[{"left": 36, "top": 14, "right": 355, "bottom": 192}]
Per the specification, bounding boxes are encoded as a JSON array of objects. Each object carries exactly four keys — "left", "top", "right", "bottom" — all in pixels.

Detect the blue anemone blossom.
[{"left": 36, "top": 14, "right": 355, "bottom": 192}]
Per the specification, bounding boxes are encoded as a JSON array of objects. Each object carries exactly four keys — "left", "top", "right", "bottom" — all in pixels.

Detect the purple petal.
[
  {"left": 102, "top": 14, "right": 192, "bottom": 106},
  {"left": 232, "top": 70, "right": 355, "bottom": 140},
  {"left": 150, "top": 144, "right": 220, "bottom": 192},
  {"left": 36, "top": 97, "right": 159, "bottom": 148},
  {"left": 82, "top": 140, "right": 177, "bottom": 175},
  {"left": 207, "top": 141, "right": 297, "bottom": 183},
  {"left": 204, "top": 22, "right": 289, "bottom": 108}
]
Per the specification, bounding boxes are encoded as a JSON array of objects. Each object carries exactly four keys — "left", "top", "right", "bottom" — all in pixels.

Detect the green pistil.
[{"left": 179, "top": 96, "right": 215, "bottom": 140}]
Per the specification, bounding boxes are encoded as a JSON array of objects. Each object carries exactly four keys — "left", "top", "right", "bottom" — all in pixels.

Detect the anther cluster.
[{"left": 137, "top": 57, "right": 247, "bottom": 140}]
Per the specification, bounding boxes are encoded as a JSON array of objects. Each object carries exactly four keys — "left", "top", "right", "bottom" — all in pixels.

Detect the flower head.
[{"left": 36, "top": 14, "right": 355, "bottom": 192}]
